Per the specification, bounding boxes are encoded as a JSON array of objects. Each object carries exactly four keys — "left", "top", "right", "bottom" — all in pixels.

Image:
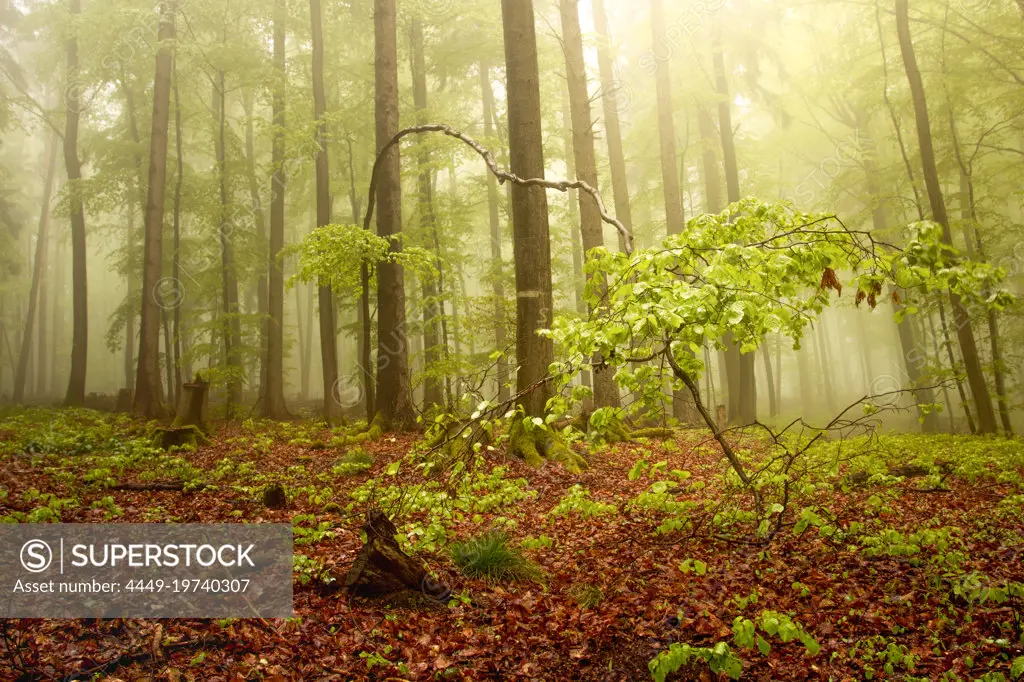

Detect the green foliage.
[
  {"left": 289, "top": 223, "right": 433, "bottom": 301},
  {"left": 649, "top": 641, "right": 743, "bottom": 682},
  {"left": 550, "top": 484, "right": 616, "bottom": 519},
  {"left": 331, "top": 448, "right": 375, "bottom": 476},
  {"left": 292, "top": 553, "right": 334, "bottom": 587},
  {"left": 545, "top": 199, "right": 1011, "bottom": 425},
  {"left": 450, "top": 531, "right": 543, "bottom": 584}
]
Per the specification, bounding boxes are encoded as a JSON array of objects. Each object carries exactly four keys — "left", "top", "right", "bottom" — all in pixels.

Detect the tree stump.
[
  {"left": 153, "top": 425, "right": 209, "bottom": 451},
  {"left": 261, "top": 482, "right": 287, "bottom": 509},
  {"left": 172, "top": 376, "right": 209, "bottom": 432},
  {"left": 115, "top": 388, "right": 134, "bottom": 413},
  {"left": 344, "top": 509, "right": 450, "bottom": 602}
]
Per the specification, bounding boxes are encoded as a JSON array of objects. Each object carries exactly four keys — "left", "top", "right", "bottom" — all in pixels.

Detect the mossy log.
[
  {"left": 507, "top": 418, "right": 588, "bottom": 474},
  {"left": 344, "top": 509, "right": 450, "bottom": 602}
]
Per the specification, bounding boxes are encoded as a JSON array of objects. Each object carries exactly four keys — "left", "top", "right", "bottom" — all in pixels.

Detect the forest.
[{"left": 0, "top": 0, "right": 1022, "bottom": 678}]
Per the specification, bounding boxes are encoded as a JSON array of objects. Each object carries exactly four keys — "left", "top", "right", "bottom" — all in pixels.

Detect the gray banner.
[{"left": 0, "top": 524, "right": 293, "bottom": 618}]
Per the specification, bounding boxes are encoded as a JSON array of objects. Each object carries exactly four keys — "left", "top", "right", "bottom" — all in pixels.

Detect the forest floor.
[{"left": 0, "top": 408, "right": 1022, "bottom": 681}]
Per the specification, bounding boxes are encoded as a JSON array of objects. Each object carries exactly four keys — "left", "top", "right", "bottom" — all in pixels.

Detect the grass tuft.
[{"left": 451, "top": 531, "right": 544, "bottom": 584}]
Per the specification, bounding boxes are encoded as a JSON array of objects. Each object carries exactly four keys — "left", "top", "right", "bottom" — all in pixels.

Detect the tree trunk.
[
  {"left": 63, "top": 0, "right": 88, "bottom": 407},
  {"left": 949, "top": 118, "right": 1012, "bottom": 435},
  {"left": 855, "top": 106, "right": 939, "bottom": 432},
  {"left": 713, "top": 42, "right": 756, "bottom": 425},
  {"left": 133, "top": 6, "right": 174, "bottom": 418},
  {"left": 125, "top": 206, "right": 137, "bottom": 392},
  {"left": 894, "top": 0, "right": 996, "bottom": 433},
  {"left": 213, "top": 71, "right": 243, "bottom": 418},
  {"left": 345, "top": 136, "right": 375, "bottom": 421},
  {"left": 937, "top": 297, "right": 976, "bottom": 434},
  {"left": 310, "top": 0, "right": 340, "bottom": 422},
  {"left": 592, "top": 0, "right": 631, "bottom": 252},
  {"left": 374, "top": 0, "right": 414, "bottom": 429},
  {"left": 480, "top": 60, "right": 510, "bottom": 404},
  {"left": 242, "top": 91, "right": 269, "bottom": 404},
  {"left": 761, "top": 344, "right": 777, "bottom": 417},
  {"left": 50, "top": 223, "right": 65, "bottom": 397},
  {"left": 560, "top": 0, "right": 619, "bottom": 411},
  {"left": 14, "top": 133, "right": 58, "bottom": 403},
  {"left": 650, "top": 0, "right": 692, "bottom": 423},
  {"left": 502, "top": 0, "right": 555, "bottom": 418},
  {"left": 171, "top": 56, "right": 184, "bottom": 405},
  {"left": 263, "top": 0, "right": 289, "bottom": 419},
  {"left": 410, "top": 16, "right": 444, "bottom": 411}
]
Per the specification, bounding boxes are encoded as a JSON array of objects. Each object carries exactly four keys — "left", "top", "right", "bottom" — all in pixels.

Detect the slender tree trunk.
[
  {"left": 650, "top": 0, "right": 692, "bottom": 422},
  {"left": 409, "top": 16, "right": 444, "bottom": 411},
  {"left": 35, "top": 233, "right": 48, "bottom": 400},
  {"left": 309, "top": 0, "right": 340, "bottom": 421},
  {"left": 761, "top": 344, "right": 776, "bottom": 417},
  {"left": 171, "top": 57, "right": 184, "bottom": 397},
  {"left": 927, "top": 311, "right": 957, "bottom": 432},
  {"left": 242, "top": 91, "right": 269, "bottom": 402},
  {"left": 480, "top": 60, "right": 510, "bottom": 403},
  {"left": 560, "top": 0, "right": 619, "bottom": 410},
  {"left": 120, "top": 69, "right": 147, "bottom": 395},
  {"left": 713, "top": 41, "right": 756, "bottom": 424},
  {"left": 51, "top": 228, "right": 64, "bottom": 397},
  {"left": 502, "top": 0, "right": 555, "bottom": 418},
  {"left": 592, "top": 0, "right": 631, "bottom": 252},
  {"left": 63, "top": 0, "right": 88, "bottom": 407},
  {"left": 14, "top": 134, "right": 58, "bottom": 403},
  {"left": 213, "top": 72, "right": 242, "bottom": 417},
  {"left": 133, "top": 2, "right": 174, "bottom": 417},
  {"left": 855, "top": 106, "right": 939, "bottom": 432},
  {"left": 937, "top": 297, "right": 976, "bottom": 433},
  {"left": 949, "top": 117, "right": 1012, "bottom": 435},
  {"left": 125, "top": 207, "right": 137, "bottom": 391},
  {"left": 374, "top": 0, "right": 414, "bottom": 428},
  {"left": 557, "top": 93, "right": 585, "bottom": 313},
  {"left": 263, "top": 0, "right": 289, "bottom": 418},
  {"left": 894, "top": 0, "right": 996, "bottom": 433},
  {"left": 296, "top": 282, "right": 309, "bottom": 402},
  {"left": 345, "top": 136, "right": 375, "bottom": 420}
]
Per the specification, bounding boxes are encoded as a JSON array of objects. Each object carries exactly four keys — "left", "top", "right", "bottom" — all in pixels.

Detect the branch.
[{"left": 362, "top": 123, "right": 634, "bottom": 253}]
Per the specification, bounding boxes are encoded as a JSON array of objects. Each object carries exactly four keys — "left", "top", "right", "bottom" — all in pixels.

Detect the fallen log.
[{"left": 344, "top": 509, "right": 450, "bottom": 603}]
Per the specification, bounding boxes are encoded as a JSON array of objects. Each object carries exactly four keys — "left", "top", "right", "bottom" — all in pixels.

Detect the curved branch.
[{"left": 361, "top": 123, "right": 634, "bottom": 254}]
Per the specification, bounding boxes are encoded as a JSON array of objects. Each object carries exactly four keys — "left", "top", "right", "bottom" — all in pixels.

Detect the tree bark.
[
  {"left": 242, "top": 91, "right": 269, "bottom": 403},
  {"left": 713, "top": 42, "right": 756, "bottom": 425},
  {"left": 345, "top": 136, "right": 375, "bottom": 421},
  {"left": 133, "top": 2, "right": 175, "bottom": 418},
  {"left": 213, "top": 71, "right": 243, "bottom": 418},
  {"left": 14, "top": 133, "right": 58, "bottom": 403},
  {"left": 592, "top": 0, "right": 632, "bottom": 253},
  {"left": 310, "top": 0, "right": 340, "bottom": 422},
  {"left": 374, "top": 0, "right": 414, "bottom": 429},
  {"left": 63, "top": 0, "right": 88, "bottom": 407},
  {"left": 263, "top": 0, "right": 289, "bottom": 419},
  {"left": 560, "top": 0, "right": 619, "bottom": 411},
  {"left": 479, "top": 60, "right": 510, "bottom": 404},
  {"left": 502, "top": 0, "right": 555, "bottom": 418},
  {"left": 650, "top": 0, "right": 692, "bottom": 423},
  {"left": 410, "top": 16, "right": 444, "bottom": 411},
  {"left": 894, "top": 0, "right": 996, "bottom": 433},
  {"left": 171, "top": 57, "right": 185, "bottom": 403}
]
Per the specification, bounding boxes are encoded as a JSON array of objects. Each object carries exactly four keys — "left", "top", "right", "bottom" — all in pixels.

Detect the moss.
[{"left": 508, "top": 418, "right": 586, "bottom": 473}]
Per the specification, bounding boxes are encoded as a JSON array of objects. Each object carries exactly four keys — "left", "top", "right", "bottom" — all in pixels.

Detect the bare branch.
[{"left": 361, "top": 123, "right": 634, "bottom": 253}]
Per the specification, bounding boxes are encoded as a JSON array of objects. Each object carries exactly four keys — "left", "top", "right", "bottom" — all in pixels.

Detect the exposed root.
[{"left": 508, "top": 419, "right": 588, "bottom": 474}]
